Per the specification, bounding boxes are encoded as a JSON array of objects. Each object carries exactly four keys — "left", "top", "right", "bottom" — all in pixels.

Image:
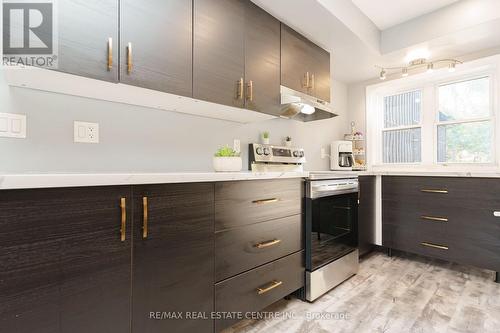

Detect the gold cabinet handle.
[
  {"left": 309, "top": 73, "right": 315, "bottom": 89},
  {"left": 303, "top": 72, "right": 310, "bottom": 88},
  {"left": 254, "top": 239, "right": 281, "bottom": 249},
  {"left": 421, "top": 242, "right": 448, "bottom": 250},
  {"left": 120, "top": 198, "right": 127, "bottom": 242},
  {"left": 252, "top": 198, "right": 279, "bottom": 204},
  {"left": 421, "top": 189, "right": 448, "bottom": 194},
  {"left": 142, "top": 197, "right": 148, "bottom": 239},
  {"left": 127, "top": 42, "right": 133, "bottom": 74},
  {"left": 236, "top": 77, "right": 244, "bottom": 100},
  {"left": 421, "top": 215, "right": 448, "bottom": 222},
  {"left": 257, "top": 280, "right": 283, "bottom": 295},
  {"left": 246, "top": 80, "right": 253, "bottom": 102},
  {"left": 107, "top": 37, "right": 113, "bottom": 71}
]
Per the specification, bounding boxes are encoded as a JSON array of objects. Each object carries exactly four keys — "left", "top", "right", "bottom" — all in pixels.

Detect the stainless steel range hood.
[{"left": 280, "top": 85, "right": 337, "bottom": 122}]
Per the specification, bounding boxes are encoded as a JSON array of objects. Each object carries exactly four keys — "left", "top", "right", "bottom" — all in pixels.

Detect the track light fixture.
[{"left": 376, "top": 58, "right": 462, "bottom": 80}]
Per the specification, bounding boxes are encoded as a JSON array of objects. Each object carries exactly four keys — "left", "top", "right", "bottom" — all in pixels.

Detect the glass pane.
[
  {"left": 439, "top": 77, "right": 490, "bottom": 121},
  {"left": 383, "top": 128, "right": 421, "bottom": 163},
  {"left": 384, "top": 90, "right": 421, "bottom": 128},
  {"left": 437, "top": 121, "right": 492, "bottom": 163}
]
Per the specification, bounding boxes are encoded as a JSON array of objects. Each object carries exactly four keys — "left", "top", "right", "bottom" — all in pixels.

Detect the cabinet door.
[
  {"left": 120, "top": 0, "right": 192, "bottom": 96},
  {"left": 244, "top": 1, "right": 281, "bottom": 115},
  {"left": 281, "top": 24, "right": 312, "bottom": 95},
  {"left": 0, "top": 186, "right": 132, "bottom": 333},
  {"left": 309, "top": 45, "right": 331, "bottom": 102},
  {"left": 194, "top": 0, "right": 245, "bottom": 108},
  {"left": 358, "top": 176, "right": 375, "bottom": 256},
  {"left": 132, "top": 183, "right": 214, "bottom": 333},
  {"left": 58, "top": 0, "right": 119, "bottom": 82},
  {"left": 281, "top": 24, "right": 330, "bottom": 101}
]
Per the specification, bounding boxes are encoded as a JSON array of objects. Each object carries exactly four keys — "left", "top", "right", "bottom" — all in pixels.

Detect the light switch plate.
[
  {"left": 0, "top": 112, "right": 26, "bottom": 138},
  {"left": 74, "top": 121, "right": 99, "bottom": 143}
]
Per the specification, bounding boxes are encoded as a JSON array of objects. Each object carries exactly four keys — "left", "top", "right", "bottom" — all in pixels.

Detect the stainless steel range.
[
  {"left": 304, "top": 173, "right": 359, "bottom": 301},
  {"left": 248, "top": 143, "right": 306, "bottom": 172}
]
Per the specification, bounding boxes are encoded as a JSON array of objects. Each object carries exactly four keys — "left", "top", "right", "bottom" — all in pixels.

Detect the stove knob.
[
  {"left": 293, "top": 151, "right": 299, "bottom": 157},
  {"left": 256, "top": 147, "right": 264, "bottom": 155},
  {"left": 299, "top": 151, "right": 305, "bottom": 157},
  {"left": 263, "top": 147, "right": 271, "bottom": 156}
]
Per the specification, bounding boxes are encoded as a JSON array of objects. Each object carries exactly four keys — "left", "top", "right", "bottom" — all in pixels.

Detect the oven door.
[{"left": 305, "top": 192, "right": 358, "bottom": 271}]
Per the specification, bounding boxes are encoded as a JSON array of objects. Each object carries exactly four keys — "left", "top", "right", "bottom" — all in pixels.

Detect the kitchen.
[{"left": 1, "top": 0, "right": 500, "bottom": 332}]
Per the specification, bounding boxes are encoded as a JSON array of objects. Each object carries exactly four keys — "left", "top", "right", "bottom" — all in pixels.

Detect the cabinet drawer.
[
  {"left": 215, "top": 179, "right": 302, "bottom": 230},
  {"left": 385, "top": 224, "right": 451, "bottom": 261},
  {"left": 216, "top": 214, "right": 302, "bottom": 281},
  {"left": 215, "top": 251, "right": 304, "bottom": 332}
]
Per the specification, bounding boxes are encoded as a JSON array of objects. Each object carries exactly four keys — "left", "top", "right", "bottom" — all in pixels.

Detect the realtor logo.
[{"left": 2, "top": 0, "right": 58, "bottom": 67}]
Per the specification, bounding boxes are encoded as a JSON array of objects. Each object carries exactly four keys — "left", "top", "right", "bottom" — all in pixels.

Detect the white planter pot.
[
  {"left": 285, "top": 141, "right": 292, "bottom": 147},
  {"left": 262, "top": 138, "right": 270, "bottom": 144},
  {"left": 213, "top": 156, "right": 243, "bottom": 172}
]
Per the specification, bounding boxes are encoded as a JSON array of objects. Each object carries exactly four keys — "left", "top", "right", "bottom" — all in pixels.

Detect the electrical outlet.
[
  {"left": 74, "top": 121, "right": 99, "bottom": 143},
  {"left": 0, "top": 112, "right": 26, "bottom": 138},
  {"left": 233, "top": 139, "right": 241, "bottom": 153}
]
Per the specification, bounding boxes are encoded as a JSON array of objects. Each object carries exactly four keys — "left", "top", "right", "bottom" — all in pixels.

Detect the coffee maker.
[{"left": 330, "top": 141, "right": 354, "bottom": 170}]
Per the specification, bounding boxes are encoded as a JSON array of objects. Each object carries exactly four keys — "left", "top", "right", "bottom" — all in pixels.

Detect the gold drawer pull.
[
  {"left": 257, "top": 280, "right": 283, "bottom": 295},
  {"left": 120, "top": 198, "right": 127, "bottom": 242},
  {"left": 107, "top": 37, "right": 113, "bottom": 71},
  {"left": 127, "top": 42, "right": 133, "bottom": 74},
  {"left": 254, "top": 239, "right": 281, "bottom": 249},
  {"left": 421, "top": 189, "right": 448, "bottom": 194},
  {"left": 421, "top": 242, "right": 448, "bottom": 250},
  {"left": 236, "top": 78, "right": 244, "bottom": 100},
  {"left": 142, "top": 197, "right": 148, "bottom": 239},
  {"left": 421, "top": 215, "right": 448, "bottom": 222},
  {"left": 252, "top": 198, "right": 279, "bottom": 204}
]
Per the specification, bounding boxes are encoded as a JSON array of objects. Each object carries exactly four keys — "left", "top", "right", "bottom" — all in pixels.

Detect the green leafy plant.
[
  {"left": 214, "top": 145, "right": 240, "bottom": 157},
  {"left": 262, "top": 131, "right": 270, "bottom": 139}
]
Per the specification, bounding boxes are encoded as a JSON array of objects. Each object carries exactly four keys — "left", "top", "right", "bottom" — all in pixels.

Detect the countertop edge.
[{"left": 0, "top": 172, "right": 310, "bottom": 190}]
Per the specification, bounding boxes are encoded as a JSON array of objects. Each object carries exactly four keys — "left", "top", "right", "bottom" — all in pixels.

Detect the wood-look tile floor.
[{"left": 224, "top": 250, "right": 500, "bottom": 333}]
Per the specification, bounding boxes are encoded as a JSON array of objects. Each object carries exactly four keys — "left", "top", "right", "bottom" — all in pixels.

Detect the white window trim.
[
  {"left": 366, "top": 54, "right": 500, "bottom": 172},
  {"left": 433, "top": 74, "right": 496, "bottom": 166}
]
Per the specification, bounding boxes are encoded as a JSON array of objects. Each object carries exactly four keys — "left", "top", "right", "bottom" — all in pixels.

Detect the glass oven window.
[{"left": 309, "top": 192, "right": 358, "bottom": 270}]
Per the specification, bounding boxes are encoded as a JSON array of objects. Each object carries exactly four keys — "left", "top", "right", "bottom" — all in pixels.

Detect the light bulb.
[
  {"left": 299, "top": 104, "right": 315, "bottom": 115},
  {"left": 426, "top": 63, "right": 434, "bottom": 73},
  {"left": 380, "top": 69, "right": 386, "bottom": 80}
]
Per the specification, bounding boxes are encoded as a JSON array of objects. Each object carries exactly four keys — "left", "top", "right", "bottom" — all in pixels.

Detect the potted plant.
[
  {"left": 285, "top": 136, "right": 292, "bottom": 147},
  {"left": 213, "top": 145, "right": 242, "bottom": 172},
  {"left": 262, "top": 131, "right": 270, "bottom": 144}
]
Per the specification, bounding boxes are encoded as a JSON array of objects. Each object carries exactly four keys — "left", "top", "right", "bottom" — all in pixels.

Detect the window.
[
  {"left": 382, "top": 90, "right": 422, "bottom": 163},
  {"left": 437, "top": 77, "right": 492, "bottom": 163}
]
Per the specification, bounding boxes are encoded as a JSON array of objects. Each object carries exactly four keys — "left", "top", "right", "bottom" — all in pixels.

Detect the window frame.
[
  {"left": 380, "top": 89, "right": 423, "bottom": 165},
  {"left": 365, "top": 55, "right": 500, "bottom": 171},
  {"left": 433, "top": 74, "right": 495, "bottom": 165}
]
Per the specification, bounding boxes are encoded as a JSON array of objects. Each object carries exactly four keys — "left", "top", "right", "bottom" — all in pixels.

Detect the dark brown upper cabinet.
[
  {"left": 0, "top": 186, "right": 132, "bottom": 333},
  {"left": 281, "top": 24, "right": 331, "bottom": 102},
  {"left": 120, "top": 0, "right": 192, "bottom": 97},
  {"left": 131, "top": 183, "right": 215, "bottom": 333},
  {"left": 193, "top": 0, "right": 246, "bottom": 108},
  {"left": 243, "top": 1, "right": 281, "bottom": 115},
  {"left": 58, "top": 0, "right": 119, "bottom": 82}
]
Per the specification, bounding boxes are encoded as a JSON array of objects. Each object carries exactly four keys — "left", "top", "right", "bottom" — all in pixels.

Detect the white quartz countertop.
[{"left": 0, "top": 171, "right": 310, "bottom": 190}]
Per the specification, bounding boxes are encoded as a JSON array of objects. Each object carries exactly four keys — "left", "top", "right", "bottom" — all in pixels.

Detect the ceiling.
[
  {"left": 252, "top": 0, "right": 500, "bottom": 84},
  {"left": 352, "top": 0, "right": 460, "bottom": 30}
]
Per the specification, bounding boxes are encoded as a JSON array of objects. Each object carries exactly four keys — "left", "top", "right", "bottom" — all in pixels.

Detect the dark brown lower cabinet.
[
  {"left": 382, "top": 176, "right": 500, "bottom": 278},
  {"left": 0, "top": 186, "right": 132, "bottom": 333},
  {"left": 358, "top": 176, "right": 375, "bottom": 256},
  {"left": 132, "top": 183, "right": 215, "bottom": 333}
]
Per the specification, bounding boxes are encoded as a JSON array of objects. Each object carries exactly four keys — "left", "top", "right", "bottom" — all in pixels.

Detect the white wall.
[{"left": 0, "top": 69, "right": 349, "bottom": 174}]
